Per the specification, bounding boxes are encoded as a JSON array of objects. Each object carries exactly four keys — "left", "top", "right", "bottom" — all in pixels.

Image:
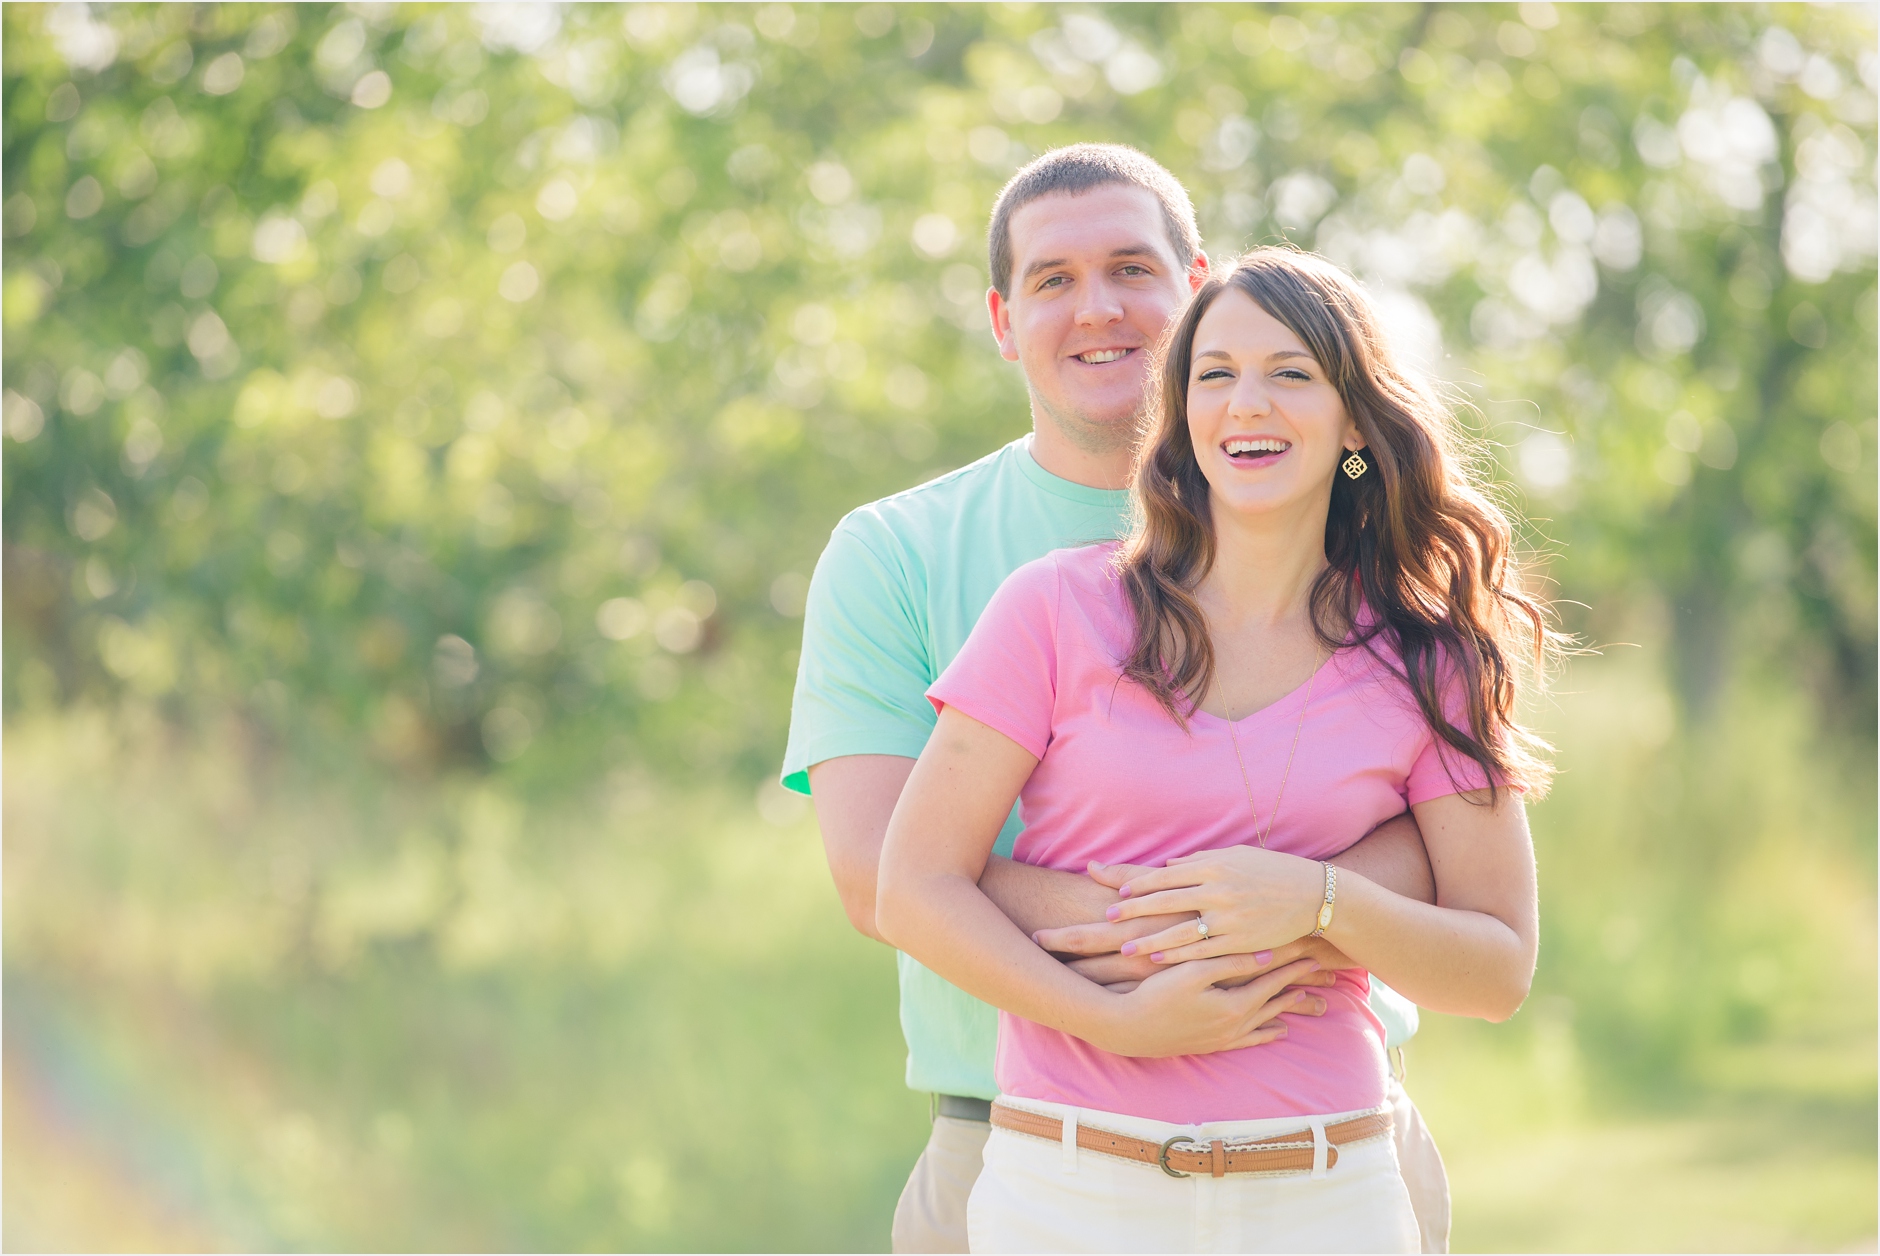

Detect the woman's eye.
[
  {"left": 1276, "top": 368, "right": 1312, "bottom": 381},
  {"left": 1197, "top": 368, "right": 1233, "bottom": 381}
]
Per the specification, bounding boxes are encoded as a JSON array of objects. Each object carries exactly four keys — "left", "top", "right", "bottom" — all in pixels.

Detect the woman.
[{"left": 876, "top": 247, "right": 1554, "bottom": 1253}]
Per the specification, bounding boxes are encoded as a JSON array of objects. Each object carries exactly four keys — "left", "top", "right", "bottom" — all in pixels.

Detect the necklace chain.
[{"left": 1223, "top": 655, "right": 1322, "bottom": 849}]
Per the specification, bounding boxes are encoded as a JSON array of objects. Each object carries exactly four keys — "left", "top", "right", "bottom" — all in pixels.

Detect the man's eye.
[
  {"left": 1118, "top": 265, "right": 1149, "bottom": 276},
  {"left": 1038, "top": 275, "right": 1067, "bottom": 289}
]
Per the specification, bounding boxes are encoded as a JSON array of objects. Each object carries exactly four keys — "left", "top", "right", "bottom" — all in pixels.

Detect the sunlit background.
[{"left": 3, "top": 3, "right": 1875, "bottom": 1250}]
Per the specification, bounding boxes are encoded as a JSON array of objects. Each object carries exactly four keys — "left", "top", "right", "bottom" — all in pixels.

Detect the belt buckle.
[{"left": 1158, "top": 1134, "right": 1197, "bottom": 1179}]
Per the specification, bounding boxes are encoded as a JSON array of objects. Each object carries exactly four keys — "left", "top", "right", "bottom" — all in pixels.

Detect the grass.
[{"left": 4, "top": 650, "right": 1874, "bottom": 1251}]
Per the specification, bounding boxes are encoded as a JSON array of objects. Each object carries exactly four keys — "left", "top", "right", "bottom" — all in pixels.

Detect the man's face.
[{"left": 989, "top": 184, "right": 1203, "bottom": 454}]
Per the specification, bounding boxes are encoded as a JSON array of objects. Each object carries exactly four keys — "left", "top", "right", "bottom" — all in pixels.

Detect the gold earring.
[{"left": 1341, "top": 449, "right": 1370, "bottom": 480}]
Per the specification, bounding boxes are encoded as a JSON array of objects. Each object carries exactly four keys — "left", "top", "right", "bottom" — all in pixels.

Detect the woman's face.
[{"left": 1185, "top": 287, "right": 1360, "bottom": 521}]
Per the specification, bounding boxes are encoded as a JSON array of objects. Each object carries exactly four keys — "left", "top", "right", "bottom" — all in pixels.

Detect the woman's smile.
[{"left": 1220, "top": 436, "right": 1293, "bottom": 467}]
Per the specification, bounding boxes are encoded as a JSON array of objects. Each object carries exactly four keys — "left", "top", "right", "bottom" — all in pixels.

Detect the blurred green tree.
[
  {"left": 3, "top": 1, "right": 1873, "bottom": 779},
  {"left": 3, "top": 8, "right": 1875, "bottom": 1250}
]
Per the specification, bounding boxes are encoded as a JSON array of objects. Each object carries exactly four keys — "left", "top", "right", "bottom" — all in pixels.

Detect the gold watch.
[{"left": 1311, "top": 862, "right": 1338, "bottom": 937}]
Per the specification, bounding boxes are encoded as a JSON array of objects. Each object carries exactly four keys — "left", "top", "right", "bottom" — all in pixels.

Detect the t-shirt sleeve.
[
  {"left": 925, "top": 556, "right": 1060, "bottom": 761},
  {"left": 1404, "top": 670, "right": 1510, "bottom": 805},
  {"left": 779, "top": 515, "right": 936, "bottom": 795}
]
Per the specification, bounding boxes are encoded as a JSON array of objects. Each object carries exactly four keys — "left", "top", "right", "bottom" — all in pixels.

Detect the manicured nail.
[
  {"left": 1104, "top": 905, "right": 1121, "bottom": 921},
  {"left": 1121, "top": 942, "right": 1137, "bottom": 956},
  {"left": 1088, "top": 860, "right": 1106, "bottom": 871},
  {"left": 1253, "top": 950, "right": 1273, "bottom": 965},
  {"left": 1032, "top": 931, "right": 1044, "bottom": 946},
  {"left": 1306, "top": 962, "right": 1321, "bottom": 972},
  {"left": 1118, "top": 885, "right": 1133, "bottom": 899},
  {"left": 1149, "top": 952, "right": 1165, "bottom": 963}
]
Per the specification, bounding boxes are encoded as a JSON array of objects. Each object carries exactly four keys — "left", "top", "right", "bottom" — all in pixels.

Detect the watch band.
[{"left": 1311, "top": 861, "right": 1338, "bottom": 937}]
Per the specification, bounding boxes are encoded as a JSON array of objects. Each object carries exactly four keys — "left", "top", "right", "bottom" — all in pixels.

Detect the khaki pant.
[{"left": 891, "top": 1080, "right": 1449, "bottom": 1254}]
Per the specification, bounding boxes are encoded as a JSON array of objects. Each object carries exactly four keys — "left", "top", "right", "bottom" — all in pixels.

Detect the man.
[{"left": 781, "top": 145, "right": 1450, "bottom": 1253}]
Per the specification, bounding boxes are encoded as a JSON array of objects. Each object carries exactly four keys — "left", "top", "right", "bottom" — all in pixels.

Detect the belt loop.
[
  {"left": 1061, "top": 1108, "right": 1080, "bottom": 1174},
  {"left": 1209, "top": 1139, "right": 1226, "bottom": 1178},
  {"left": 1308, "top": 1117, "right": 1328, "bottom": 1180}
]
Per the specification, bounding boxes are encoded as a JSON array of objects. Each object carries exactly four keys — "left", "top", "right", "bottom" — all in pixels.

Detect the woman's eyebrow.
[{"left": 1193, "top": 348, "right": 1316, "bottom": 364}]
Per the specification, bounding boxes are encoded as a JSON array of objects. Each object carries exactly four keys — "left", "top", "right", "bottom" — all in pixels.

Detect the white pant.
[{"left": 966, "top": 1096, "right": 1421, "bottom": 1254}]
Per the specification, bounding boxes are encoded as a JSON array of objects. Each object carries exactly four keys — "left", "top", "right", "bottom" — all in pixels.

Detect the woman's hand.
[
  {"left": 1033, "top": 911, "right": 1196, "bottom": 963},
  {"left": 1090, "top": 850, "right": 1327, "bottom": 965},
  {"left": 1072, "top": 935, "right": 1356, "bottom": 990},
  {"left": 1088, "top": 955, "right": 1329, "bottom": 1056}
]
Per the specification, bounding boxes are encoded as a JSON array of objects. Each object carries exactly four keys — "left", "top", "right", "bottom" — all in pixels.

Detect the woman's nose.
[{"left": 1228, "top": 376, "right": 1270, "bottom": 419}]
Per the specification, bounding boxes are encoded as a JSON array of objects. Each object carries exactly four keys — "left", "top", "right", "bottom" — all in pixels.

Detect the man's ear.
[
  {"left": 987, "top": 286, "right": 1020, "bottom": 362},
  {"left": 1187, "top": 251, "right": 1210, "bottom": 293}
]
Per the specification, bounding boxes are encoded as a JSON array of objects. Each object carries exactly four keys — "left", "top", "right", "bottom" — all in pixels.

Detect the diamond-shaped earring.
[{"left": 1342, "top": 449, "right": 1370, "bottom": 480}]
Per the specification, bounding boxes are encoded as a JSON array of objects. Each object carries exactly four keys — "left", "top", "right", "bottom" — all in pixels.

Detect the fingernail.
[
  {"left": 1105, "top": 905, "right": 1122, "bottom": 921},
  {"left": 1253, "top": 950, "right": 1273, "bottom": 965},
  {"left": 1117, "top": 885, "right": 1132, "bottom": 898},
  {"left": 1149, "top": 952, "right": 1165, "bottom": 963},
  {"left": 1306, "top": 962, "right": 1321, "bottom": 972},
  {"left": 1032, "top": 932, "right": 1043, "bottom": 946},
  {"left": 1088, "top": 860, "right": 1105, "bottom": 871},
  {"left": 1275, "top": 1027, "right": 1287, "bottom": 1036},
  {"left": 1121, "top": 942, "right": 1137, "bottom": 956}
]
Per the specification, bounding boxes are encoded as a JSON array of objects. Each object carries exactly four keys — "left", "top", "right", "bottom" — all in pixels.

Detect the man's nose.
[{"left": 1072, "top": 275, "right": 1126, "bottom": 327}]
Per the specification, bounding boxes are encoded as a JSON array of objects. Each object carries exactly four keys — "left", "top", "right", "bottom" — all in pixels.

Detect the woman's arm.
[
  {"left": 1328, "top": 790, "right": 1536, "bottom": 1019},
  {"left": 808, "top": 753, "right": 1142, "bottom": 944},
  {"left": 1094, "top": 789, "right": 1537, "bottom": 1022},
  {"left": 876, "top": 705, "right": 1332, "bottom": 1055},
  {"left": 1032, "top": 809, "right": 1435, "bottom": 984}
]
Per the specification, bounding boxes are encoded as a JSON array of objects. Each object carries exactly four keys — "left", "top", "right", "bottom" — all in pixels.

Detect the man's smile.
[{"left": 1072, "top": 348, "right": 1136, "bottom": 365}]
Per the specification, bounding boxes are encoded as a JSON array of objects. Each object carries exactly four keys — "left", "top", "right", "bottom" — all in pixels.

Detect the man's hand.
[
  {"left": 1033, "top": 811, "right": 1432, "bottom": 969},
  {"left": 1087, "top": 956, "right": 1331, "bottom": 1057},
  {"left": 1033, "top": 911, "right": 1198, "bottom": 968},
  {"left": 1066, "top": 935, "right": 1354, "bottom": 988}
]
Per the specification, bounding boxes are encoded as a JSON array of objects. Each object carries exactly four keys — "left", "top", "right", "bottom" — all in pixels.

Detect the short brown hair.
[{"left": 987, "top": 144, "right": 1201, "bottom": 296}]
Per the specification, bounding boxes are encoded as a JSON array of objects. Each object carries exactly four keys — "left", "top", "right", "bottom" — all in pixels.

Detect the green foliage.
[
  {"left": 2, "top": 5, "right": 1874, "bottom": 1249},
  {"left": 4, "top": 658, "right": 1874, "bottom": 1251},
  {"left": 3, "top": 2, "right": 1874, "bottom": 781}
]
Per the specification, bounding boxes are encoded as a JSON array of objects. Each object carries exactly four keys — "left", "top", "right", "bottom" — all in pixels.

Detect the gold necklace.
[{"left": 1222, "top": 653, "right": 1323, "bottom": 848}]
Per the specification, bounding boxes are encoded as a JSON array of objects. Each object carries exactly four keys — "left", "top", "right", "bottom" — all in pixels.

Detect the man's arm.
[
  {"left": 1036, "top": 812, "right": 1436, "bottom": 984},
  {"left": 809, "top": 754, "right": 1115, "bottom": 944},
  {"left": 1330, "top": 811, "right": 1435, "bottom": 904},
  {"left": 813, "top": 755, "right": 1435, "bottom": 949}
]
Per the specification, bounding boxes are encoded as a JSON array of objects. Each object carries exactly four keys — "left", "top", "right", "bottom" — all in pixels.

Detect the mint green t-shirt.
[{"left": 782, "top": 435, "right": 1416, "bottom": 1100}]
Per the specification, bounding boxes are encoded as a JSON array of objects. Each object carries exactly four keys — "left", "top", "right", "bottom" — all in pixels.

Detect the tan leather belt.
[{"left": 990, "top": 1100, "right": 1392, "bottom": 1179}]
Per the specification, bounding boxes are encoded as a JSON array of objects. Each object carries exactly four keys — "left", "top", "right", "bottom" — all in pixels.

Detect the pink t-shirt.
[{"left": 926, "top": 541, "right": 1492, "bottom": 1124}]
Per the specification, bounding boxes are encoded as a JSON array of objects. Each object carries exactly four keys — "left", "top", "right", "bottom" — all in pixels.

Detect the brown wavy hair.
[{"left": 1118, "top": 247, "right": 1559, "bottom": 798}]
